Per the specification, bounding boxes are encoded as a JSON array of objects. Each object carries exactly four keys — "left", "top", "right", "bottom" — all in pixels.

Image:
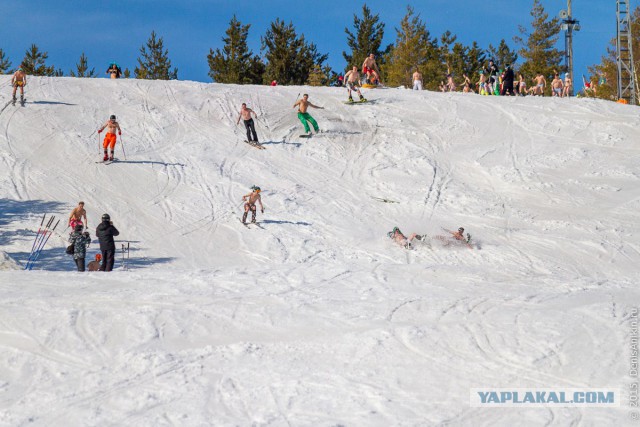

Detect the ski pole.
[
  {"left": 26, "top": 215, "right": 54, "bottom": 269},
  {"left": 29, "top": 219, "right": 59, "bottom": 270},
  {"left": 26, "top": 214, "right": 46, "bottom": 265},
  {"left": 120, "top": 135, "right": 127, "bottom": 160},
  {"left": 97, "top": 132, "right": 101, "bottom": 155}
]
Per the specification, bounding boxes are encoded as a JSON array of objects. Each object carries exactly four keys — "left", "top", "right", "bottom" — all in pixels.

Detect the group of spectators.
[{"left": 420, "top": 60, "right": 578, "bottom": 97}]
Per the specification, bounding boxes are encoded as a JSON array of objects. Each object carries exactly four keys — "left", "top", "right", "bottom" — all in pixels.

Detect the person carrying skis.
[
  {"left": 387, "top": 227, "right": 424, "bottom": 249},
  {"left": 68, "top": 224, "right": 91, "bottom": 272},
  {"left": 11, "top": 65, "right": 27, "bottom": 105},
  {"left": 96, "top": 213, "right": 119, "bottom": 271},
  {"left": 343, "top": 66, "right": 366, "bottom": 102},
  {"left": 68, "top": 201, "right": 88, "bottom": 229},
  {"left": 293, "top": 94, "right": 323, "bottom": 136},
  {"left": 106, "top": 62, "right": 122, "bottom": 79},
  {"left": 236, "top": 103, "right": 259, "bottom": 143},
  {"left": 97, "top": 115, "right": 122, "bottom": 161},
  {"left": 242, "top": 186, "right": 264, "bottom": 224}
]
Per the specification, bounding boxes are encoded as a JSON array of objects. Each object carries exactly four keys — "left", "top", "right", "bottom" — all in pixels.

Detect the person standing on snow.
[
  {"left": 236, "top": 103, "right": 259, "bottom": 143},
  {"left": 501, "top": 64, "right": 515, "bottom": 96},
  {"left": 293, "top": 94, "right": 323, "bottom": 136},
  {"left": 11, "top": 65, "right": 27, "bottom": 105},
  {"left": 106, "top": 62, "right": 122, "bottom": 79},
  {"left": 68, "top": 224, "right": 92, "bottom": 272},
  {"left": 242, "top": 186, "right": 264, "bottom": 224},
  {"left": 96, "top": 213, "right": 119, "bottom": 271},
  {"left": 97, "top": 114, "right": 122, "bottom": 161},
  {"left": 68, "top": 201, "right": 88, "bottom": 229}
]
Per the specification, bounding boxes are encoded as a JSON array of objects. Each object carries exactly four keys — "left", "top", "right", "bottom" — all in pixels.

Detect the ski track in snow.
[{"left": 0, "top": 77, "right": 639, "bottom": 425}]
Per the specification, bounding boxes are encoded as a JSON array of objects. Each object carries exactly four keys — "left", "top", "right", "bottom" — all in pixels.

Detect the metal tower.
[
  {"left": 617, "top": 0, "right": 637, "bottom": 104},
  {"left": 560, "top": 1, "right": 580, "bottom": 96}
]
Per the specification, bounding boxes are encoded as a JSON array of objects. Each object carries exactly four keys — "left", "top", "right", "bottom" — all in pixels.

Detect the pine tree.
[
  {"left": 343, "top": 4, "right": 387, "bottom": 72},
  {"left": 123, "top": 68, "right": 131, "bottom": 78},
  {"left": 261, "top": 19, "right": 328, "bottom": 85},
  {"left": 0, "top": 49, "right": 12, "bottom": 74},
  {"left": 21, "top": 44, "right": 55, "bottom": 76},
  {"left": 514, "top": 0, "right": 563, "bottom": 92},
  {"left": 69, "top": 52, "right": 96, "bottom": 77},
  {"left": 384, "top": 6, "right": 438, "bottom": 88},
  {"left": 306, "top": 64, "right": 332, "bottom": 86},
  {"left": 487, "top": 39, "right": 518, "bottom": 69},
  {"left": 134, "top": 31, "right": 178, "bottom": 80},
  {"left": 207, "top": 15, "right": 263, "bottom": 84}
]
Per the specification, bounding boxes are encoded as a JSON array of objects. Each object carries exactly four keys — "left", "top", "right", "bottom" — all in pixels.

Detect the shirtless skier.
[
  {"left": 97, "top": 115, "right": 122, "bottom": 161},
  {"left": 242, "top": 186, "right": 264, "bottom": 224}
]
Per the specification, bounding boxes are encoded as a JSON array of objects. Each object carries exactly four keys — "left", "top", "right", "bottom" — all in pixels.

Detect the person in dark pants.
[
  {"left": 96, "top": 213, "right": 119, "bottom": 271},
  {"left": 236, "top": 103, "right": 259, "bottom": 143},
  {"left": 501, "top": 64, "right": 516, "bottom": 96},
  {"left": 68, "top": 224, "right": 91, "bottom": 272}
]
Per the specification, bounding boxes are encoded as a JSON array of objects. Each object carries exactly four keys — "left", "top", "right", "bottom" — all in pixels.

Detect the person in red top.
[{"left": 97, "top": 115, "right": 122, "bottom": 161}]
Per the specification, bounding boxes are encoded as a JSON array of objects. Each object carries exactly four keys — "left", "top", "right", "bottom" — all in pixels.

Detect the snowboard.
[
  {"left": 343, "top": 99, "right": 371, "bottom": 105},
  {"left": 244, "top": 140, "right": 266, "bottom": 150}
]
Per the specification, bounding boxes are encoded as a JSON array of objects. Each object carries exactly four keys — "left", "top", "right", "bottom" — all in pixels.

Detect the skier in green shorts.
[{"left": 293, "top": 94, "right": 324, "bottom": 136}]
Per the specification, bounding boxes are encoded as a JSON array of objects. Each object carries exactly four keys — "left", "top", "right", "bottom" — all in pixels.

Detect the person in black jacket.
[
  {"left": 96, "top": 213, "right": 119, "bottom": 271},
  {"left": 501, "top": 64, "right": 515, "bottom": 96}
]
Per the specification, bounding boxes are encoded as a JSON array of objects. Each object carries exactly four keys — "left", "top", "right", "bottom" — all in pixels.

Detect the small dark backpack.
[{"left": 66, "top": 243, "right": 75, "bottom": 255}]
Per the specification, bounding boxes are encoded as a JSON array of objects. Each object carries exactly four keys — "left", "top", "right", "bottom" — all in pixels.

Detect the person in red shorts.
[
  {"left": 97, "top": 114, "right": 122, "bottom": 161},
  {"left": 361, "top": 53, "right": 381, "bottom": 85}
]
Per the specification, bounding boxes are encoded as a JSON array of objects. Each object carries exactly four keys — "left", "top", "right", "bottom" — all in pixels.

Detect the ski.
[
  {"left": 20, "top": 98, "right": 26, "bottom": 107},
  {"left": 343, "top": 100, "right": 371, "bottom": 105},
  {"left": 299, "top": 134, "right": 312, "bottom": 138},
  {"left": 371, "top": 196, "right": 399, "bottom": 204},
  {"left": 244, "top": 140, "right": 266, "bottom": 150},
  {"left": 95, "top": 158, "right": 119, "bottom": 165}
]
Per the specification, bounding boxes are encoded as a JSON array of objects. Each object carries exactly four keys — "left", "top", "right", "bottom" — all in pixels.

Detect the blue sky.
[{"left": 1, "top": 0, "right": 615, "bottom": 85}]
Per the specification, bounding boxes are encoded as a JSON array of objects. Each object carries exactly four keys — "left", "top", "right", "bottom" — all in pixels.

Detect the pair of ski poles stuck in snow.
[{"left": 25, "top": 213, "right": 59, "bottom": 270}]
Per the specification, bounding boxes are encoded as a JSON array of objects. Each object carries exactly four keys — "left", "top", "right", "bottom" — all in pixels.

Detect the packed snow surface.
[{"left": 0, "top": 76, "right": 639, "bottom": 426}]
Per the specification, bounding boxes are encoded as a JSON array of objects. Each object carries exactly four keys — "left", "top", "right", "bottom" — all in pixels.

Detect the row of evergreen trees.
[{"left": 1, "top": 0, "right": 636, "bottom": 101}]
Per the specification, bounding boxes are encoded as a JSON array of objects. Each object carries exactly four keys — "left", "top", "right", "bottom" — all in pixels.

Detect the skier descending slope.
[
  {"left": 97, "top": 115, "right": 122, "bottom": 161},
  {"left": 293, "top": 94, "right": 323, "bottom": 137},
  {"left": 236, "top": 103, "right": 263, "bottom": 148},
  {"left": 241, "top": 186, "right": 264, "bottom": 225},
  {"left": 11, "top": 66, "right": 27, "bottom": 106}
]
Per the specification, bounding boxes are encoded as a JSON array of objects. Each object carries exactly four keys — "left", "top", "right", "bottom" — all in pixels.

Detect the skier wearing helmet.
[
  {"left": 96, "top": 213, "right": 119, "bottom": 271},
  {"left": 241, "top": 186, "right": 264, "bottom": 224},
  {"left": 97, "top": 114, "right": 122, "bottom": 161}
]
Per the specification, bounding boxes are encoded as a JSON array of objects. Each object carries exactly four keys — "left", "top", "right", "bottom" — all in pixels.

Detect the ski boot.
[
  {"left": 359, "top": 96, "right": 367, "bottom": 103},
  {"left": 348, "top": 96, "right": 354, "bottom": 103},
  {"left": 20, "top": 95, "right": 24, "bottom": 106},
  {"left": 103, "top": 153, "right": 109, "bottom": 161},
  {"left": 242, "top": 212, "right": 248, "bottom": 224},
  {"left": 12, "top": 96, "right": 16, "bottom": 106}
]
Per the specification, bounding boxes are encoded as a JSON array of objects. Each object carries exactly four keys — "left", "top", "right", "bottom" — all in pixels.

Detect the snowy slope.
[{"left": 0, "top": 76, "right": 639, "bottom": 426}]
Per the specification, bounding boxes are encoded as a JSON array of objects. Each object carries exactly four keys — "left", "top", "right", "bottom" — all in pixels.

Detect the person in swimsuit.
[
  {"left": 97, "top": 114, "right": 122, "bottom": 161},
  {"left": 242, "top": 186, "right": 264, "bottom": 224}
]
